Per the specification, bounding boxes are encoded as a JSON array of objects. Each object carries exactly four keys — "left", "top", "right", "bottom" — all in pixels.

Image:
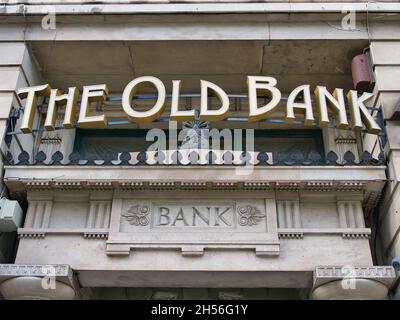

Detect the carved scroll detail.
[
  {"left": 237, "top": 205, "right": 266, "bottom": 226},
  {"left": 122, "top": 205, "right": 150, "bottom": 226}
]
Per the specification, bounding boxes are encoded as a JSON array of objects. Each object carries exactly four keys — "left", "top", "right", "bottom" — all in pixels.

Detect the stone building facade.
[{"left": 0, "top": 1, "right": 399, "bottom": 299}]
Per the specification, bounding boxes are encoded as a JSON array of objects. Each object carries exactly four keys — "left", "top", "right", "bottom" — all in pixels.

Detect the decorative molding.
[
  {"left": 86, "top": 181, "right": 113, "bottom": 190},
  {"left": 243, "top": 182, "right": 271, "bottom": 191},
  {"left": 212, "top": 182, "right": 237, "bottom": 190},
  {"left": 336, "top": 182, "right": 366, "bottom": 192},
  {"left": 19, "top": 231, "right": 46, "bottom": 238},
  {"left": 119, "top": 182, "right": 145, "bottom": 191},
  {"left": 275, "top": 182, "right": 300, "bottom": 191},
  {"left": 16, "top": 179, "right": 379, "bottom": 193},
  {"left": 305, "top": 182, "right": 333, "bottom": 192},
  {"left": 313, "top": 266, "right": 396, "bottom": 288},
  {"left": 83, "top": 231, "right": 109, "bottom": 239},
  {"left": 148, "top": 182, "right": 175, "bottom": 190},
  {"left": 180, "top": 182, "right": 208, "bottom": 191},
  {"left": 279, "top": 232, "right": 304, "bottom": 239},
  {"left": 26, "top": 181, "right": 52, "bottom": 191},
  {"left": 17, "top": 228, "right": 109, "bottom": 240},
  {"left": 0, "top": 264, "right": 72, "bottom": 279},
  {"left": 53, "top": 181, "right": 82, "bottom": 190},
  {"left": 277, "top": 228, "right": 371, "bottom": 239},
  {"left": 342, "top": 232, "right": 370, "bottom": 239}
]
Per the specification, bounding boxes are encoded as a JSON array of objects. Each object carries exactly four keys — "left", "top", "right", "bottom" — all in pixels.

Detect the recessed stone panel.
[{"left": 108, "top": 198, "right": 279, "bottom": 256}]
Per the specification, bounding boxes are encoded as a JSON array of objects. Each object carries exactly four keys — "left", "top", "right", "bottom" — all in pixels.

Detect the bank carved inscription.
[
  {"left": 121, "top": 202, "right": 268, "bottom": 228},
  {"left": 154, "top": 205, "right": 233, "bottom": 227}
]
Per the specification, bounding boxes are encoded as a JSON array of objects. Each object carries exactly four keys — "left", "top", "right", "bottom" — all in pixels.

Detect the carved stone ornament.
[
  {"left": 237, "top": 205, "right": 266, "bottom": 226},
  {"left": 122, "top": 205, "right": 150, "bottom": 226}
]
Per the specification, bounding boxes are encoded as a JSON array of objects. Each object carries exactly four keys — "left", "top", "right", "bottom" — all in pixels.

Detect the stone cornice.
[
  {"left": 6, "top": 177, "right": 382, "bottom": 192},
  {"left": 4, "top": 166, "right": 386, "bottom": 217},
  {"left": 4, "top": 165, "right": 386, "bottom": 192}
]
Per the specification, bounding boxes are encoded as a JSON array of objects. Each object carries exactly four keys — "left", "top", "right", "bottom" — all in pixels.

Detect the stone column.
[
  {"left": 369, "top": 41, "right": 400, "bottom": 299},
  {"left": 310, "top": 266, "right": 396, "bottom": 300},
  {"left": 0, "top": 264, "right": 80, "bottom": 300}
]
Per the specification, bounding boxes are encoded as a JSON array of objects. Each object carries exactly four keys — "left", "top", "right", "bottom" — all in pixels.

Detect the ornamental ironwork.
[{"left": 5, "top": 149, "right": 385, "bottom": 167}]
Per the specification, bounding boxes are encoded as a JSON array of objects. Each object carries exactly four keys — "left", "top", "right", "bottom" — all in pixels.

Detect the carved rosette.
[
  {"left": 237, "top": 205, "right": 266, "bottom": 226},
  {"left": 122, "top": 205, "right": 150, "bottom": 226}
]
